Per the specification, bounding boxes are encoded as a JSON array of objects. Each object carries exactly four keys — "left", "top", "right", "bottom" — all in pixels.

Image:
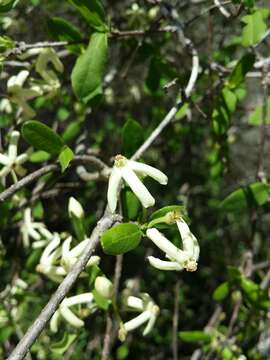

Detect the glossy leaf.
[
  {"left": 22, "top": 120, "right": 64, "bottom": 155},
  {"left": 101, "top": 223, "right": 142, "bottom": 255},
  {"left": 58, "top": 145, "right": 74, "bottom": 172},
  {"left": 68, "top": 0, "right": 108, "bottom": 32},
  {"left": 71, "top": 32, "right": 108, "bottom": 103}
]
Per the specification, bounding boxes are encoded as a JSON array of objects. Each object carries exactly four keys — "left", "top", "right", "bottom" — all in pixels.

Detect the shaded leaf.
[
  {"left": 58, "top": 145, "right": 74, "bottom": 172},
  {"left": 122, "top": 119, "right": 144, "bottom": 158}
]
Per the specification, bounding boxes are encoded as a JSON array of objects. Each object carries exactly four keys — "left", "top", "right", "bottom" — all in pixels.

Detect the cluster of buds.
[
  {"left": 119, "top": 293, "right": 159, "bottom": 340},
  {"left": 147, "top": 213, "right": 199, "bottom": 272},
  {"left": 107, "top": 155, "right": 168, "bottom": 213},
  {"left": 20, "top": 208, "right": 53, "bottom": 248},
  {"left": 7, "top": 48, "right": 63, "bottom": 118},
  {"left": 36, "top": 234, "right": 100, "bottom": 282},
  {"left": 0, "top": 130, "right": 28, "bottom": 181}
]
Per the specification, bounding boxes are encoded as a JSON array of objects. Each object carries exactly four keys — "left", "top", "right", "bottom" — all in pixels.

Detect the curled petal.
[
  {"left": 107, "top": 167, "right": 122, "bottom": 213},
  {"left": 146, "top": 228, "right": 186, "bottom": 263},
  {"left": 0, "top": 166, "right": 11, "bottom": 178},
  {"left": 0, "top": 154, "right": 10, "bottom": 166},
  {"left": 123, "top": 311, "right": 152, "bottom": 333},
  {"left": 40, "top": 234, "right": 61, "bottom": 265},
  {"left": 126, "top": 296, "right": 144, "bottom": 311},
  {"left": 143, "top": 305, "right": 159, "bottom": 336},
  {"left": 121, "top": 167, "right": 155, "bottom": 208},
  {"left": 63, "top": 293, "right": 93, "bottom": 307},
  {"left": 148, "top": 256, "right": 184, "bottom": 271},
  {"left": 60, "top": 306, "right": 84, "bottom": 328},
  {"left": 176, "top": 219, "right": 200, "bottom": 260},
  {"left": 129, "top": 160, "right": 168, "bottom": 185},
  {"left": 50, "top": 310, "right": 60, "bottom": 333}
]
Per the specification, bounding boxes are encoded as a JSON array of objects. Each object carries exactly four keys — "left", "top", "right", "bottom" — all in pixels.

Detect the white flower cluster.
[
  {"left": 7, "top": 48, "right": 63, "bottom": 118},
  {"left": 36, "top": 234, "right": 100, "bottom": 282},
  {"left": 50, "top": 276, "right": 113, "bottom": 332},
  {"left": 147, "top": 217, "right": 199, "bottom": 272},
  {"left": 107, "top": 155, "right": 167, "bottom": 213},
  {"left": 0, "top": 130, "right": 28, "bottom": 181},
  {"left": 119, "top": 294, "right": 159, "bottom": 341},
  {"left": 21, "top": 208, "right": 53, "bottom": 248}
]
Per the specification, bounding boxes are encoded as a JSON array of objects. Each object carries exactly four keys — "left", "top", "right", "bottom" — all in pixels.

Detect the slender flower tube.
[
  {"left": 50, "top": 293, "right": 94, "bottom": 332},
  {"left": 146, "top": 217, "right": 200, "bottom": 272},
  {"left": 0, "top": 131, "right": 28, "bottom": 180},
  {"left": 107, "top": 155, "right": 168, "bottom": 213}
]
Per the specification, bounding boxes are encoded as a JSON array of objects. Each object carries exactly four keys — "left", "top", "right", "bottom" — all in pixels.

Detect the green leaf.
[
  {"left": 249, "top": 97, "right": 270, "bottom": 125},
  {"left": 241, "top": 11, "right": 267, "bottom": 47},
  {"left": 58, "top": 145, "right": 74, "bottom": 172},
  {"left": 47, "top": 17, "right": 83, "bottom": 54},
  {"left": 240, "top": 276, "right": 270, "bottom": 309},
  {"left": 71, "top": 32, "right": 108, "bottom": 103},
  {"left": 228, "top": 53, "right": 255, "bottom": 89},
  {"left": 51, "top": 333, "right": 77, "bottom": 355},
  {"left": 149, "top": 205, "right": 187, "bottom": 221},
  {"left": 101, "top": 223, "right": 142, "bottom": 255},
  {"left": 0, "top": 0, "right": 18, "bottom": 12},
  {"left": 122, "top": 119, "right": 144, "bottom": 158},
  {"left": 68, "top": 0, "right": 108, "bottom": 32},
  {"left": 22, "top": 121, "right": 64, "bottom": 155},
  {"left": 62, "top": 122, "right": 82, "bottom": 143},
  {"left": 220, "top": 182, "right": 270, "bottom": 213},
  {"left": 179, "top": 331, "right": 212, "bottom": 344},
  {"left": 29, "top": 150, "right": 51, "bottom": 163},
  {"left": 213, "top": 282, "right": 230, "bottom": 301},
  {"left": 121, "top": 188, "right": 141, "bottom": 221}
]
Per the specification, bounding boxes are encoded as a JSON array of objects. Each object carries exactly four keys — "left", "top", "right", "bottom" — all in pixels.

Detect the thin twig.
[
  {"left": 7, "top": 213, "right": 120, "bottom": 360},
  {"left": 131, "top": 5, "right": 199, "bottom": 161},
  {"left": 0, "top": 155, "right": 109, "bottom": 203}
]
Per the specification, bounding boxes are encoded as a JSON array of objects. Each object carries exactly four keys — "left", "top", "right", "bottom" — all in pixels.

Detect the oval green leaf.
[
  {"left": 71, "top": 32, "right": 108, "bottom": 103},
  {"left": 22, "top": 120, "right": 64, "bottom": 155},
  {"left": 101, "top": 223, "right": 142, "bottom": 255}
]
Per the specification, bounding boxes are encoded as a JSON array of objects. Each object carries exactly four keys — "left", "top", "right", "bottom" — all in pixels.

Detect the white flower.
[
  {"left": 107, "top": 155, "right": 168, "bottom": 213},
  {"left": 119, "top": 294, "right": 159, "bottom": 341},
  {"left": 146, "top": 218, "right": 200, "bottom": 272},
  {"left": 94, "top": 276, "right": 114, "bottom": 299},
  {"left": 37, "top": 234, "right": 100, "bottom": 282},
  {"left": 0, "top": 131, "right": 28, "bottom": 180},
  {"left": 7, "top": 70, "right": 42, "bottom": 118},
  {"left": 68, "top": 197, "right": 84, "bottom": 219},
  {"left": 50, "top": 293, "right": 95, "bottom": 332},
  {"left": 20, "top": 208, "right": 53, "bottom": 248},
  {"left": 61, "top": 237, "right": 100, "bottom": 273}
]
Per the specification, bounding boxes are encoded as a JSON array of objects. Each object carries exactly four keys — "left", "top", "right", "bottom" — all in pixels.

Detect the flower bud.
[
  {"left": 94, "top": 276, "right": 114, "bottom": 299},
  {"left": 68, "top": 197, "right": 84, "bottom": 219}
]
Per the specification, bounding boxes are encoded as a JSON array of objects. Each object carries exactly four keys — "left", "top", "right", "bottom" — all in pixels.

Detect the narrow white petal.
[
  {"left": 123, "top": 311, "right": 151, "bottom": 332},
  {"left": 107, "top": 167, "right": 122, "bottom": 213},
  {"left": 143, "top": 305, "right": 159, "bottom": 336},
  {"left": 16, "top": 153, "right": 28, "bottom": 165},
  {"left": 148, "top": 256, "right": 184, "bottom": 271},
  {"left": 129, "top": 160, "right": 168, "bottom": 185},
  {"left": 126, "top": 296, "right": 144, "bottom": 311},
  {"left": 86, "top": 256, "right": 100, "bottom": 268},
  {"left": 8, "top": 131, "right": 20, "bottom": 160},
  {"left": 28, "top": 227, "right": 41, "bottom": 241},
  {"left": 68, "top": 239, "right": 88, "bottom": 258},
  {"left": 63, "top": 293, "right": 93, "bottom": 307},
  {"left": 176, "top": 219, "right": 199, "bottom": 260},
  {"left": 0, "top": 154, "right": 10, "bottom": 166},
  {"left": 0, "top": 166, "right": 11, "bottom": 178},
  {"left": 61, "top": 236, "right": 72, "bottom": 259},
  {"left": 40, "top": 234, "right": 60, "bottom": 264},
  {"left": 50, "top": 310, "right": 60, "bottom": 333},
  {"left": 14, "top": 70, "right": 29, "bottom": 87},
  {"left": 146, "top": 228, "right": 186, "bottom": 263},
  {"left": 122, "top": 167, "right": 155, "bottom": 208},
  {"left": 60, "top": 306, "right": 84, "bottom": 328}
]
